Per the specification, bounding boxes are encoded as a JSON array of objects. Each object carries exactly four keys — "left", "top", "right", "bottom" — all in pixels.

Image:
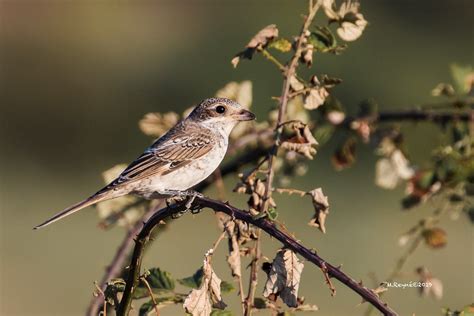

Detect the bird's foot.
[{"left": 161, "top": 190, "right": 203, "bottom": 216}]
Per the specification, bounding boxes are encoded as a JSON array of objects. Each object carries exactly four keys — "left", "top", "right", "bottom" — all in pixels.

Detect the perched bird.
[{"left": 34, "top": 98, "right": 255, "bottom": 229}]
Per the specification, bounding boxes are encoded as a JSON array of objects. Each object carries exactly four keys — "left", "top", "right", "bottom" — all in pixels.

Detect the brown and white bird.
[{"left": 34, "top": 98, "right": 255, "bottom": 229}]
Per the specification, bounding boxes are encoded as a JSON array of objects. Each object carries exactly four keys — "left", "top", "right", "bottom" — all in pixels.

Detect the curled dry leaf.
[
  {"left": 232, "top": 24, "right": 279, "bottom": 68},
  {"left": 375, "top": 138, "right": 414, "bottom": 189},
  {"left": 304, "top": 87, "right": 329, "bottom": 110},
  {"left": 183, "top": 252, "right": 227, "bottom": 316},
  {"left": 307, "top": 188, "right": 329, "bottom": 234},
  {"left": 139, "top": 112, "right": 180, "bottom": 138},
  {"left": 221, "top": 220, "right": 242, "bottom": 277},
  {"left": 322, "top": 0, "right": 368, "bottom": 42},
  {"left": 302, "top": 44, "right": 314, "bottom": 67},
  {"left": 96, "top": 164, "right": 148, "bottom": 228},
  {"left": 289, "top": 76, "right": 305, "bottom": 92},
  {"left": 263, "top": 249, "right": 304, "bottom": 307},
  {"left": 281, "top": 121, "right": 318, "bottom": 160},
  {"left": 234, "top": 172, "right": 276, "bottom": 215}
]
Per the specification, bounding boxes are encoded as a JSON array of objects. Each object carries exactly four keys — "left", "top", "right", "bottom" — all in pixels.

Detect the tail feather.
[{"left": 34, "top": 193, "right": 111, "bottom": 230}]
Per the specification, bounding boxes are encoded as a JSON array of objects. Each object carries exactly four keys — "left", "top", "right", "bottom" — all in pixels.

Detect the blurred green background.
[{"left": 1, "top": 1, "right": 473, "bottom": 315}]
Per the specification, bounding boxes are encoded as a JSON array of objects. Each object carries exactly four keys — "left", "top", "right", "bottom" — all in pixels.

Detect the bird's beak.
[{"left": 234, "top": 109, "right": 256, "bottom": 121}]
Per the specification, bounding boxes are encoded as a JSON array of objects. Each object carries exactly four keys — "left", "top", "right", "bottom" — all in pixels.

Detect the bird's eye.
[{"left": 215, "top": 105, "right": 226, "bottom": 114}]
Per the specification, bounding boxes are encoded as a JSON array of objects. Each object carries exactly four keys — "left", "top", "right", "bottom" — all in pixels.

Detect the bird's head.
[{"left": 187, "top": 98, "right": 256, "bottom": 134}]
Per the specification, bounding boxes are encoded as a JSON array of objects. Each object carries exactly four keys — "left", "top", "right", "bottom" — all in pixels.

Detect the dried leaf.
[
  {"left": 139, "top": 112, "right": 180, "bottom": 138},
  {"left": 247, "top": 24, "right": 279, "bottom": 49},
  {"left": 375, "top": 148, "right": 414, "bottom": 190},
  {"left": 331, "top": 137, "right": 356, "bottom": 170},
  {"left": 289, "top": 76, "right": 305, "bottom": 92},
  {"left": 281, "top": 122, "right": 318, "bottom": 159},
  {"left": 302, "top": 44, "right": 314, "bottom": 67},
  {"left": 337, "top": 17, "right": 367, "bottom": 42},
  {"left": 307, "top": 188, "right": 329, "bottom": 233},
  {"left": 225, "top": 222, "right": 242, "bottom": 277},
  {"left": 304, "top": 87, "right": 329, "bottom": 110},
  {"left": 232, "top": 25, "right": 279, "bottom": 68},
  {"left": 183, "top": 252, "right": 227, "bottom": 316},
  {"left": 422, "top": 227, "right": 447, "bottom": 248},
  {"left": 263, "top": 249, "right": 304, "bottom": 307},
  {"left": 322, "top": 0, "right": 368, "bottom": 42}
]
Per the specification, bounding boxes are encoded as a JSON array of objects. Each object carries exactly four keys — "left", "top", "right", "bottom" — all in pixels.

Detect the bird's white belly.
[{"left": 136, "top": 142, "right": 227, "bottom": 196}]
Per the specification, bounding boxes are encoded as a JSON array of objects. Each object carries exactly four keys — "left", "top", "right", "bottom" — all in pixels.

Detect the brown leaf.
[
  {"left": 139, "top": 112, "right": 180, "bottom": 138},
  {"left": 302, "top": 44, "right": 314, "bottom": 67},
  {"left": 247, "top": 24, "right": 279, "bottom": 49},
  {"left": 289, "top": 76, "right": 305, "bottom": 92},
  {"left": 304, "top": 87, "right": 329, "bottom": 110},
  {"left": 263, "top": 249, "right": 304, "bottom": 307},
  {"left": 307, "top": 188, "right": 329, "bottom": 233},
  {"left": 422, "top": 228, "right": 447, "bottom": 248},
  {"left": 183, "top": 251, "right": 227, "bottom": 316},
  {"left": 231, "top": 25, "right": 279, "bottom": 68},
  {"left": 281, "top": 122, "right": 318, "bottom": 159},
  {"left": 331, "top": 137, "right": 356, "bottom": 170}
]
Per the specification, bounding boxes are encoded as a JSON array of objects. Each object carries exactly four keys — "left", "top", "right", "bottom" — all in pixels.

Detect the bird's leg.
[{"left": 159, "top": 189, "right": 203, "bottom": 215}]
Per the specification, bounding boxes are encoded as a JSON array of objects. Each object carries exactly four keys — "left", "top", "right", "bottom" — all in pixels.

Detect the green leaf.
[
  {"left": 450, "top": 63, "right": 473, "bottom": 94},
  {"left": 145, "top": 268, "right": 175, "bottom": 291},
  {"left": 139, "top": 296, "right": 182, "bottom": 316},
  {"left": 178, "top": 267, "right": 204, "bottom": 288},
  {"left": 314, "top": 125, "right": 335, "bottom": 146},
  {"left": 358, "top": 98, "right": 378, "bottom": 117},
  {"left": 418, "top": 170, "right": 435, "bottom": 190},
  {"left": 211, "top": 310, "right": 233, "bottom": 316},
  {"left": 269, "top": 38, "right": 292, "bottom": 52},
  {"left": 267, "top": 207, "right": 279, "bottom": 221},
  {"left": 139, "top": 300, "right": 155, "bottom": 316},
  {"left": 308, "top": 27, "right": 337, "bottom": 52},
  {"left": 220, "top": 281, "right": 235, "bottom": 293}
]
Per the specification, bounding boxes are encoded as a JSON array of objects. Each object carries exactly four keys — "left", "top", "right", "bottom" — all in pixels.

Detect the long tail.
[{"left": 33, "top": 191, "right": 114, "bottom": 230}]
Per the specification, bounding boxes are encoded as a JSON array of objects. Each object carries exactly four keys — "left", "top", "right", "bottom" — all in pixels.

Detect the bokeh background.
[{"left": 1, "top": 1, "right": 473, "bottom": 315}]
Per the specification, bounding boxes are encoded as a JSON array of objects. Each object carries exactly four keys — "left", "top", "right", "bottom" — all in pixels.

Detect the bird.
[{"left": 34, "top": 98, "right": 255, "bottom": 229}]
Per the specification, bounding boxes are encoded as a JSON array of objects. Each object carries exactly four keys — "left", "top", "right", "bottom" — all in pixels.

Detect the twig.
[
  {"left": 262, "top": 0, "right": 321, "bottom": 213},
  {"left": 93, "top": 281, "right": 107, "bottom": 316},
  {"left": 87, "top": 201, "right": 164, "bottom": 316},
  {"left": 117, "top": 196, "right": 398, "bottom": 316},
  {"left": 244, "top": 229, "right": 261, "bottom": 316},
  {"left": 140, "top": 276, "right": 160, "bottom": 316}
]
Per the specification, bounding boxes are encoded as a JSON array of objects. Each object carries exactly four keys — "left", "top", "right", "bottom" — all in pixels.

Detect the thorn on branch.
[{"left": 321, "top": 262, "right": 336, "bottom": 296}]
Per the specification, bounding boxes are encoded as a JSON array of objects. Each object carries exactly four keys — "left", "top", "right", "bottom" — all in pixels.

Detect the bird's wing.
[{"left": 103, "top": 124, "right": 216, "bottom": 190}]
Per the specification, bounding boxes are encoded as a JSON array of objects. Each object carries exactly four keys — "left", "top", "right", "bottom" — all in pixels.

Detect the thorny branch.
[
  {"left": 116, "top": 196, "right": 398, "bottom": 316},
  {"left": 247, "top": 3, "right": 322, "bottom": 315}
]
